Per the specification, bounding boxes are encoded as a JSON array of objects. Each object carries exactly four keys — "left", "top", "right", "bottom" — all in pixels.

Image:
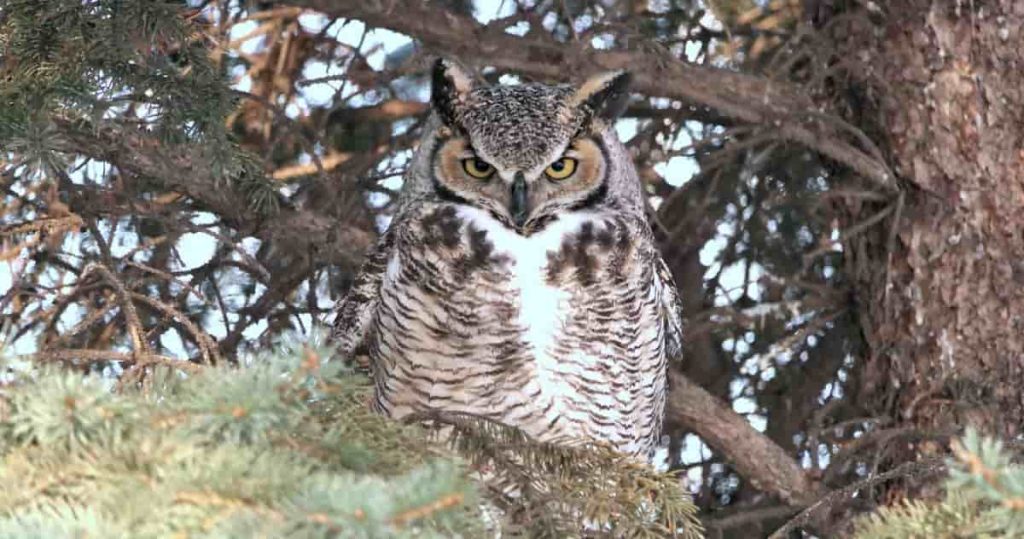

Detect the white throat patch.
[{"left": 454, "top": 205, "right": 599, "bottom": 402}]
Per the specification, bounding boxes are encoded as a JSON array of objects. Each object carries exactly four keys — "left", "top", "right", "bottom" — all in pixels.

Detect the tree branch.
[
  {"left": 703, "top": 503, "right": 797, "bottom": 536},
  {"left": 51, "top": 119, "right": 261, "bottom": 224},
  {"left": 767, "top": 457, "right": 946, "bottom": 538},
  {"left": 282, "top": 0, "right": 895, "bottom": 189},
  {"left": 49, "top": 118, "right": 375, "bottom": 267},
  {"left": 667, "top": 370, "right": 822, "bottom": 506}
]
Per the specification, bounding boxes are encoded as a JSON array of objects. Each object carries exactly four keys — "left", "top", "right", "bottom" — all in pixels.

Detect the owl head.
[{"left": 412, "top": 59, "right": 640, "bottom": 233}]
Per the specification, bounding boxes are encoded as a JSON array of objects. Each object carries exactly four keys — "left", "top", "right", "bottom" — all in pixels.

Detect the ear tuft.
[
  {"left": 431, "top": 58, "right": 475, "bottom": 127},
  {"left": 572, "top": 70, "right": 632, "bottom": 128}
]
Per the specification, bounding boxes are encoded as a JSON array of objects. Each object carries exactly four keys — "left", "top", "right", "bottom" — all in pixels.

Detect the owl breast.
[{"left": 370, "top": 202, "right": 668, "bottom": 456}]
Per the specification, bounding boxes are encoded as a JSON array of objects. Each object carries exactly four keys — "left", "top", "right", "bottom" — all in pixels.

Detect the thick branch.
[
  {"left": 667, "top": 370, "right": 822, "bottom": 506},
  {"left": 52, "top": 119, "right": 261, "bottom": 224},
  {"left": 50, "top": 119, "right": 374, "bottom": 266},
  {"left": 284, "top": 0, "right": 894, "bottom": 189}
]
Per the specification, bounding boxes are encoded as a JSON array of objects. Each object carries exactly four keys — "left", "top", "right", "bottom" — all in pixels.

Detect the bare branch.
[
  {"left": 129, "top": 292, "right": 221, "bottom": 365},
  {"left": 49, "top": 118, "right": 374, "bottom": 267},
  {"left": 82, "top": 263, "right": 150, "bottom": 357},
  {"left": 32, "top": 348, "right": 202, "bottom": 374},
  {"left": 667, "top": 370, "right": 823, "bottom": 506},
  {"left": 284, "top": 0, "right": 895, "bottom": 189},
  {"left": 767, "top": 458, "right": 946, "bottom": 538}
]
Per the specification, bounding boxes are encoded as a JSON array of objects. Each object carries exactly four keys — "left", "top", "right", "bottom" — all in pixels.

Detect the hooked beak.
[{"left": 509, "top": 172, "right": 528, "bottom": 228}]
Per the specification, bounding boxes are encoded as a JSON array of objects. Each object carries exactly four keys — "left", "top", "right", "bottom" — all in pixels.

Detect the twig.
[
  {"left": 124, "top": 260, "right": 208, "bottom": 303},
  {"left": 48, "top": 301, "right": 117, "bottom": 348},
  {"left": 32, "top": 348, "right": 202, "bottom": 374},
  {"left": 272, "top": 151, "right": 356, "bottom": 180},
  {"left": 803, "top": 202, "right": 897, "bottom": 266},
  {"left": 81, "top": 263, "right": 150, "bottom": 357},
  {"left": 824, "top": 426, "right": 953, "bottom": 485},
  {"left": 767, "top": 458, "right": 946, "bottom": 539},
  {"left": 390, "top": 493, "right": 466, "bottom": 526},
  {"left": 179, "top": 224, "right": 272, "bottom": 283},
  {"left": 746, "top": 309, "right": 845, "bottom": 373},
  {"left": 129, "top": 292, "right": 221, "bottom": 365}
]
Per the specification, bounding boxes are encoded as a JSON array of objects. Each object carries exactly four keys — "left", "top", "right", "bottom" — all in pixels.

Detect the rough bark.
[
  {"left": 837, "top": 2, "right": 1024, "bottom": 444},
  {"left": 668, "top": 371, "right": 822, "bottom": 506}
]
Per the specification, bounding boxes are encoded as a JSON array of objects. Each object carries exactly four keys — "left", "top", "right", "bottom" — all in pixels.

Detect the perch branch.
[{"left": 667, "top": 370, "right": 822, "bottom": 506}]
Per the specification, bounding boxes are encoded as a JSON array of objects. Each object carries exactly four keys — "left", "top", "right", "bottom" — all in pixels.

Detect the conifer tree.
[
  {"left": 0, "top": 337, "right": 702, "bottom": 537},
  {"left": 5, "top": 0, "right": 1022, "bottom": 537}
]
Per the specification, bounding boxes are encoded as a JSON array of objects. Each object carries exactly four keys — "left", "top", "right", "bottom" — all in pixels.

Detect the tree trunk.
[{"left": 839, "top": 1, "right": 1024, "bottom": 450}]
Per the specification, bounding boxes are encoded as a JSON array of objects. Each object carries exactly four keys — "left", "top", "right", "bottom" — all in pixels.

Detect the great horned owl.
[{"left": 332, "top": 60, "right": 682, "bottom": 458}]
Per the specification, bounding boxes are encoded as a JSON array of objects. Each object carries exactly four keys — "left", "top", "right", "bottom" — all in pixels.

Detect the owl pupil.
[
  {"left": 474, "top": 159, "right": 490, "bottom": 171},
  {"left": 550, "top": 160, "right": 565, "bottom": 172}
]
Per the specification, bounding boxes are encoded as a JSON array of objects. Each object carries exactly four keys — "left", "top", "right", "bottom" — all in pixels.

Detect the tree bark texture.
[{"left": 839, "top": 1, "right": 1024, "bottom": 440}]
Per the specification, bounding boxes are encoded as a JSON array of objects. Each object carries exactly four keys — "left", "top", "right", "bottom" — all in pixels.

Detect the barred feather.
[{"left": 332, "top": 70, "right": 681, "bottom": 458}]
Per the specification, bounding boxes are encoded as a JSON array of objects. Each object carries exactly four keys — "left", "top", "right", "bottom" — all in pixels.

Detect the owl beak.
[{"left": 510, "top": 173, "right": 529, "bottom": 228}]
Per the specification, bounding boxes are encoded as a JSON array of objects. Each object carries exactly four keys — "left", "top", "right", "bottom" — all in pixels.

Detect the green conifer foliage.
[
  {"left": 0, "top": 339, "right": 702, "bottom": 537},
  {"left": 853, "top": 429, "right": 1024, "bottom": 538},
  {"left": 0, "top": 341, "right": 484, "bottom": 537},
  {"left": 419, "top": 411, "right": 703, "bottom": 538},
  {"left": 0, "top": 0, "right": 276, "bottom": 212}
]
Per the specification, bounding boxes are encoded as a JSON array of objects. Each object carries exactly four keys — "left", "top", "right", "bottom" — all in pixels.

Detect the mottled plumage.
[{"left": 332, "top": 60, "right": 682, "bottom": 457}]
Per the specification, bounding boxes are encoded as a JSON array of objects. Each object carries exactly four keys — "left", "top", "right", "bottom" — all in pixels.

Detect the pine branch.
[
  {"left": 48, "top": 118, "right": 275, "bottom": 223},
  {"left": 0, "top": 339, "right": 485, "bottom": 536},
  {"left": 0, "top": 337, "right": 704, "bottom": 537},
  {"left": 409, "top": 409, "right": 705, "bottom": 538},
  {"left": 851, "top": 429, "right": 1024, "bottom": 538}
]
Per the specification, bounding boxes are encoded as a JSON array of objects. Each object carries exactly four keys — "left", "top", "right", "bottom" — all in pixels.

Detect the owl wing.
[
  {"left": 655, "top": 254, "right": 684, "bottom": 360},
  {"left": 331, "top": 224, "right": 396, "bottom": 360}
]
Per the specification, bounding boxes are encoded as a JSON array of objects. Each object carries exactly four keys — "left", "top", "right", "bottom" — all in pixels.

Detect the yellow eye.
[
  {"left": 462, "top": 158, "right": 494, "bottom": 179},
  {"left": 545, "top": 157, "right": 577, "bottom": 180}
]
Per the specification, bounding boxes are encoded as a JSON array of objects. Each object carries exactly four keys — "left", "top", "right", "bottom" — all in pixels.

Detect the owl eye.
[
  {"left": 545, "top": 157, "right": 577, "bottom": 180},
  {"left": 462, "top": 158, "right": 495, "bottom": 179}
]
